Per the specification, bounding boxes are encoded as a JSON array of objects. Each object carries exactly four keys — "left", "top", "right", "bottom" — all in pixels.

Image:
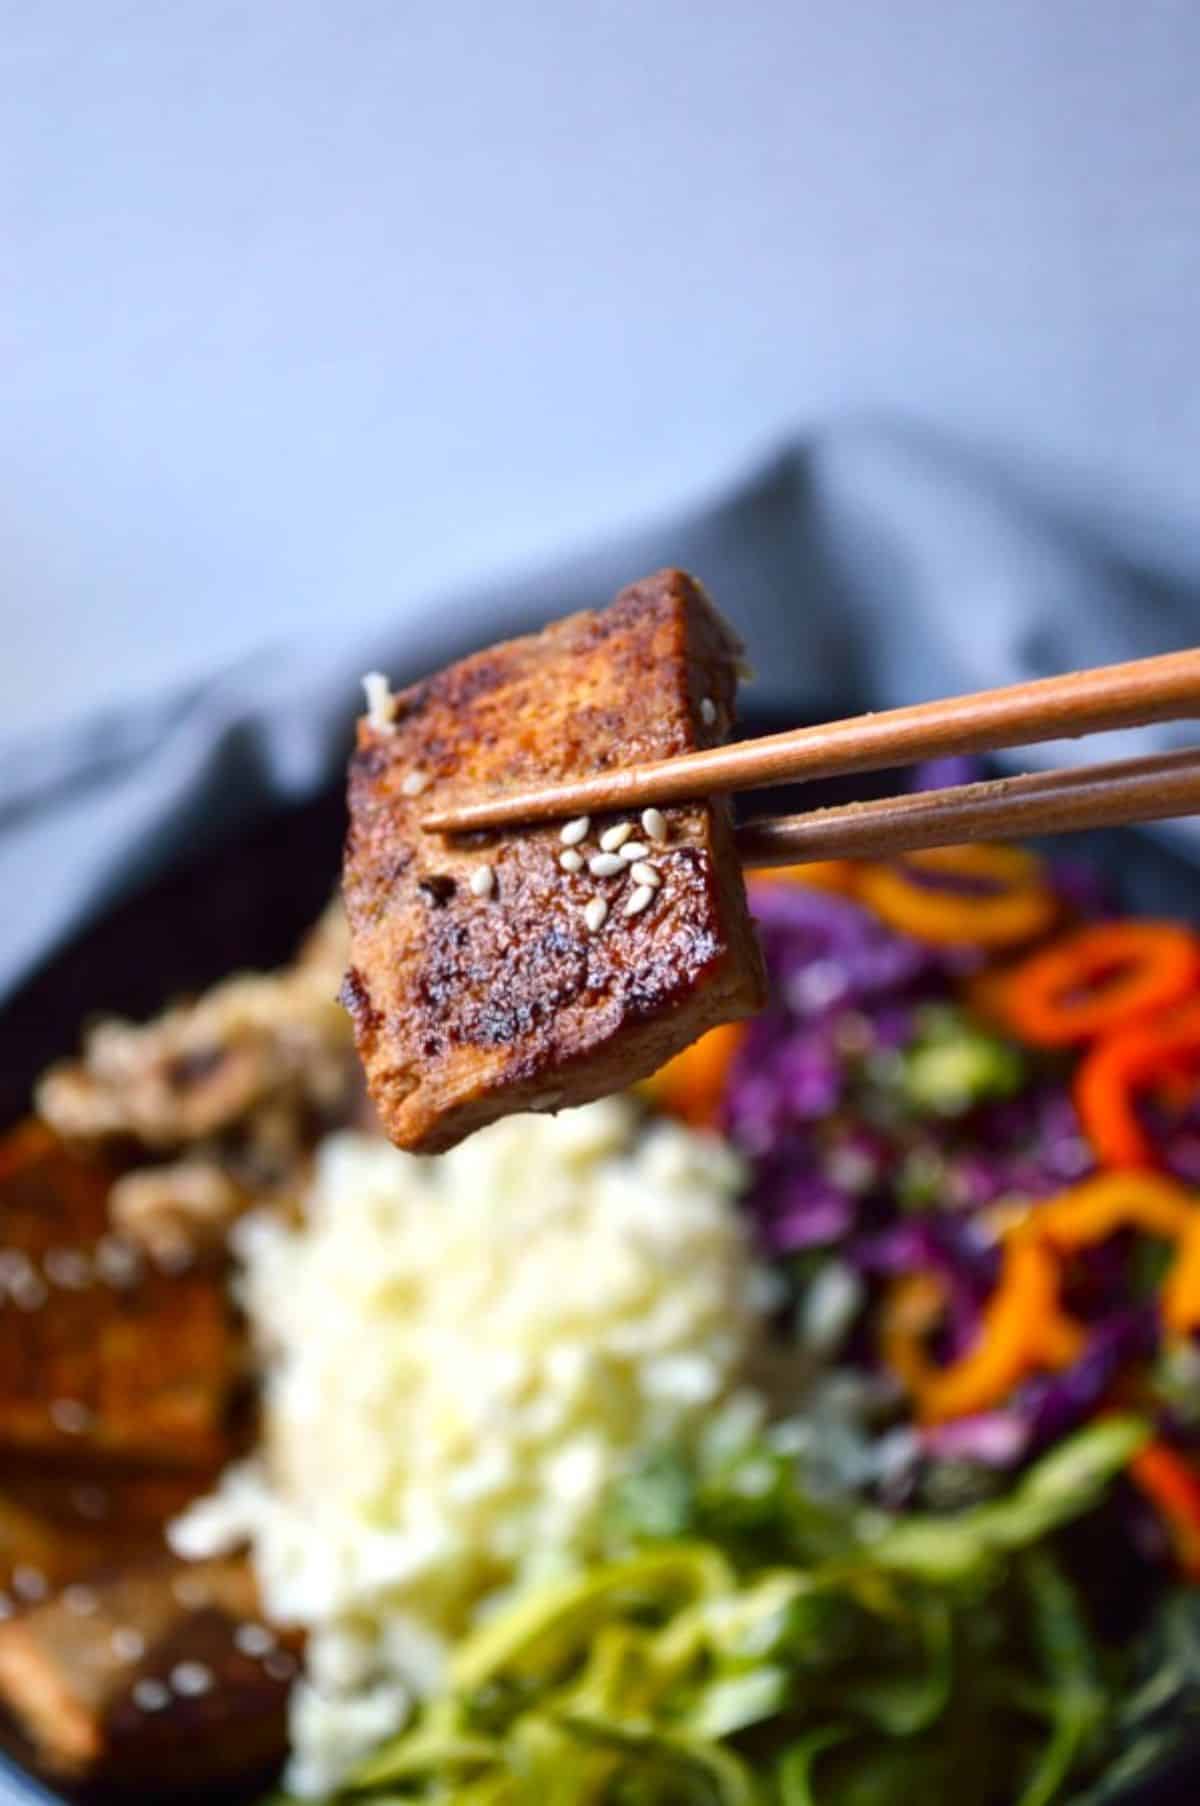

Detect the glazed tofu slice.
[
  {"left": 0, "top": 1122, "right": 242, "bottom": 1467},
  {"left": 343, "top": 568, "right": 766, "bottom": 1152},
  {"left": 0, "top": 1553, "right": 297, "bottom": 1786},
  {"left": 0, "top": 1464, "right": 217, "bottom": 1603}
]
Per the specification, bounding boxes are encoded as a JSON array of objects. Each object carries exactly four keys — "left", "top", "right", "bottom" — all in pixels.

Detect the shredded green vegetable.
[
  {"left": 862, "top": 1417, "right": 1150, "bottom": 1582},
  {"left": 255, "top": 1419, "right": 1156, "bottom": 1805}
]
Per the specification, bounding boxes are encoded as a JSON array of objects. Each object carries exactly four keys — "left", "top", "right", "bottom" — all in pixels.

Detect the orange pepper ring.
[
  {"left": 1003, "top": 920, "right": 1200, "bottom": 1046},
  {"left": 857, "top": 844, "right": 1056, "bottom": 949},
  {"left": 1028, "top": 1170, "right": 1197, "bottom": 1249},
  {"left": 1130, "top": 1441, "right": 1200, "bottom": 1579},
  {"left": 749, "top": 860, "right": 864, "bottom": 897},
  {"left": 886, "top": 1173, "right": 1200, "bottom": 1425},
  {"left": 881, "top": 1241, "right": 1083, "bottom": 1425},
  {"left": 1026, "top": 1168, "right": 1200, "bottom": 1351},
  {"left": 1076, "top": 1012, "right": 1200, "bottom": 1169},
  {"left": 1024, "top": 1170, "right": 1200, "bottom": 1358},
  {"left": 1162, "top": 1218, "right": 1200, "bottom": 1338}
]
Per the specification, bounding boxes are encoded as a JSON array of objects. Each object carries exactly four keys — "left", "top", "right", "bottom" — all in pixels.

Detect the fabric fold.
[{"left": 5, "top": 426, "right": 1197, "bottom": 1004}]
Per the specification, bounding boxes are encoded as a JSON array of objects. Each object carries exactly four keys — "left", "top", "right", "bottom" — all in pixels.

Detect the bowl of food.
[{"left": 1, "top": 576, "right": 1198, "bottom": 1805}]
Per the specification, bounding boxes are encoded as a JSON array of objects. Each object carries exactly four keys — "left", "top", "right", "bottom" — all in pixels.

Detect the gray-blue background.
[{"left": 3, "top": 0, "right": 1198, "bottom": 743}]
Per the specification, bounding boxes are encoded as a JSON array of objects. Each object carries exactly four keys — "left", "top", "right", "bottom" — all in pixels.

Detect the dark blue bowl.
[{"left": 1, "top": 731, "right": 1197, "bottom": 1804}]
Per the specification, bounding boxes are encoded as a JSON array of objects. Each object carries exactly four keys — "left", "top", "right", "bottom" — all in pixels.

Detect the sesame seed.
[
  {"left": 700, "top": 696, "right": 717, "bottom": 725},
  {"left": 170, "top": 1660, "right": 214, "bottom": 1698},
  {"left": 95, "top": 1235, "right": 141, "bottom": 1287},
  {"left": 623, "top": 884, "right": 656, "bottom": 917},
  {"left": 469, "top": 864, "right": 496, "bottom": 898},
  {"left": 44, "top": 1248, "right": 91, "bottom": 1290},
  {"left": 12, "top": 1273, "right": 47, "bottom": 1311},
  {"left": 584, "top": 897, "right": 609, "bottom": 933},
  {"left": 558, "top": 848, "right": 584, "bottom": 873},
  {"left": 362, "top": 671, "right": 396, "bottom": 732},
  {"left": 587, "top": 853, "right": 626, "bottom": 877},
  {"left": 599, "top": 822, "right": 633, "bottom": 852},
  {"left": 63, "top": 1584, "right": 99, "bottom": 1616},
  {"left": 629, "top": 862, "right": 661, "bottom": 887},
  {"left": 132, "top": 1678, "right": 170, "bottom": 1712},
  {"left": 112, "top": 1627, "right": 146, "bottom": 1663},
  {"left": 234, "top": 1622, "right": 277, "bottom": 1658},
  {"left": 401, "top": 769, "right": 430, "bottom": 798},
  {"left": 264, "top": 1650, "right": 297, "bottom": 1682},
  {"left": 50, "top": 1398, "right": 94, "bottom": 1435},
  {"left": 618, "top": 841, "right": 650, "bottom": 862},
  {"left": 0, "top": 1250, "right": 34, "bottom": 1290},
  {"left": 641, "top": 808, "right": 669, "bottom": 843},
  {"left": 560, "top": 816, "right": 590, "bottom": 846},
  {"left": 12, "top": 1565, "right": 48, "bottom": 1602}
]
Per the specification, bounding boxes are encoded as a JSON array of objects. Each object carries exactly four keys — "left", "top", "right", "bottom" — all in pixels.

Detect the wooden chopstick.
[
  {"left": 735, "top": 748, "right": 1200, "bottom": 868},
  {"left": 422, "top": 647, "right": 1200, "bottom": 833}
]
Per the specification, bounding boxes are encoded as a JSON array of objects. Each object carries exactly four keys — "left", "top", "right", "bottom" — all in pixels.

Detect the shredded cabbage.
[{"left": 263, "top": 1421, "right": 1146, "bottom": 1804}]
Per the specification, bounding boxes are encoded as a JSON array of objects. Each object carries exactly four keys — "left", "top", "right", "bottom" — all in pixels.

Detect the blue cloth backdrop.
[{"left": 5, "top": 424, "right": 1198, "bottom": 1003}]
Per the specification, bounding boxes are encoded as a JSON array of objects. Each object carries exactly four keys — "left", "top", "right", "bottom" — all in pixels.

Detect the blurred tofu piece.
[
  {"left": 0, "top": 1123, "right": 243, "bottom": 1466},
  {"left": 343, "top": 568, "right": 767, "bottom": 1152},
  {"left": 0, "top": 1462, "right": 220, "bottom": 1603},
  {"left": 0, "top": 1553, "right": 298, "bottom": 1786}
]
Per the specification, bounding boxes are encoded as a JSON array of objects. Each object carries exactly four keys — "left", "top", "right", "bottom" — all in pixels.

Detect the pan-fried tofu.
[
  {"left": 0, "top": 1463, "right": 221, "bottom": 1603},
  {"left": 0, "top": 1122, "right": 243, "bottom": 1466},
  {"left": 343, "top": 569, "right": 766, "bottom": 1152},
  {"left": 0, "top": 1553, "right": 297, "bottom": 1786}
]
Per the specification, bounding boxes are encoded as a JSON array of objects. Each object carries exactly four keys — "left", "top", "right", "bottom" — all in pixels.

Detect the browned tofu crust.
[
  {"left": 0, "top": 1122, "right": 243, "bottom": 1467},
  {"left": 343, "top": 569, "right": 766, "bottom": 1151},
  {"left": 0, "top": 1553, "right": 297, "bottom": 1785},
  {"left": 0, "top": 1464, "right": 218, "bottom": 1601}
]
